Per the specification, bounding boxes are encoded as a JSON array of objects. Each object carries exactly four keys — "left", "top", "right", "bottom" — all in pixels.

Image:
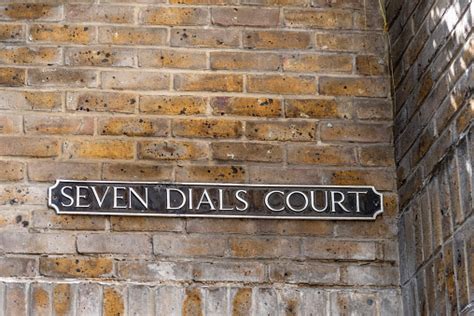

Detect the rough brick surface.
[
  {"left": 389, "top": 0, "right": 473, "bottom": 314},
  {"left": 0, "top": 0, "right": 407, "bottom": 314}
]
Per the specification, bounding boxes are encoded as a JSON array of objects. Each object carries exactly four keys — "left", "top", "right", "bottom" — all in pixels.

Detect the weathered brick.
[
  {"left": 154, "top": 286, "right": 184, "bottom": 315},
  {"left": 211, "top": 142, "right": 283, "bottom": 162},
  {"left": 118, "top": 261, "right": 192, "bottom": 281},
  {"left": 140, "top": 95, "right": 207, "bottom": 115},
  {"left": 0, "top": 114, "right": 21, "bottom": 134},
  {"left": 102, "top": 71, "right": 169, "bottom": 90},
  {"left": 344, "top": 265, "right": 399, "bottom": 285},
  {"left": 139, "top": 49, "right": 207, "bottom": 69},
  {"left": 355, "top": 98, "right": 393, "bottom": 120},
  {"left": 40, "top": 257, "right": 113, "bottom": 278},
  {"left": 171, "top": 28, "right": 240, "bottom": 48},
  {"left": 0, "top": 232, "right": 76, "bottom": 254},
  {"left": 288, "top": 145, "right": 356, "bottom": 165},
  {"left": 0, "top": 257, "right": 36, "bottom": 277},
  {"left": 64, "top": 139, "right": 135, "bottom": 160},
  {"left": 154, "top": 234, "right": 226, "bottom": 257},
  {"left": 173, "top": 118, "right": 242, "bottom": 138},
  {"left": 0, "top": 24, "right": 24, "bottom": 41},
  {"left": 0, "top": 161, "right": 24, "bottom": 181},
  {"left": 32, "top": 209, "right": 106, "bottom": 230},
  {"left": 356, "top": 55, "right": 387, "bottom": 76},
  {"left": 330, "top": 169, "right": 395, "bottom": 190},
  {"left": 77, "top": 234, "right": 152, "bottom": 255},
  {"left": 270, "top": 263, "right": 340, "bottom": 284},
  {"left": 30, "top": 24, "right": 95, "bottom": 44},
  {"left": 76, "top": 284, "right": 101, "bottom": 316},
  {"left": 67, "top": 91, "right": 136, "bottom": 113},
  {"left": 250, "top": 166, "right": 325, "bottom": 184},
  {"left": 244, "top": 31, "right": 312, "bottom": 49},
  {"left": 0, "top": 184, "right": 46, "bottom": 206},
  {"left": 5, "top": 283, "right": 27, "bottom": 315},
  {"left": 283, "top": 53, "right": 353, "bottom": 73},
  {"left": 330, "top": 291, "right": 378, "bottom": 315},
  {"left": 0, "top": 46, "right": 61, "bottom": 65},
  {"left": 103, "top": 287, "right": 125, "bottom": 316},
  {"left": 188, "top": 218, "right": 333, "bottom": 236},
  {"left": 175, "top": 165, "right": 246, "bottom": 182},
  {"left": 66, "top": 4, "right": 134, "bottom": 23},
  {"left": 316, "top": 32, "right": 385, "bottom": 55},
  {"left": 230, "top": 288, "right": 252, "bottom": 315},
  {"left": 285, "top": 98, "right": 351, "bottom": 119},
  {"left": 28, "top": 68, "right": 97, "bottom": 87},
  {"left": 229, "top": 237, "right": 299, "bottom": 258},
  {"left": 0, "top": 67, "right": 24, "bottom": 86},
  {"left": 25, "top": 115, "right": 94, "bottom": 135},
  {"left": 320, "top": 77, "right": 388, "bottom": 97},
  {"left": 127, "top": 285, "right": 155, "bottom": 315},
  {"left": 284, "top": 9, "right": 352, "bottom": 29},
  {"left": 254, "top": 288, "right": 277, "bottom": 315},
  {"left": 211, "top": 97, "right": 281, "bottom": 117},
  {"left": 65, "top": 47, "right": 135, "bottom": 67},
  {"left": 246, "top": 121, "right": 316, "bottom": 141},
  {"left": 204, "top": 287, "right": 228, "bottom": 315},
  {"left": 0, "top": 137, "right": 59, "bottom": 157},
  {"left": 0, "top": 4, "right": 61, "bottom": 21},
  {"left": 141, "top": 7, "right": 209, "bottom": 25},
  {"left": 110, "top": 216, "right": 183, "bottom": 232},
  {"left": 99, "top": 26, "right": 167, "bottom": 45},
  {"left": 211, "top": 51, "right": 281, "bottom": 71},
  {"left": 0, "top": 209, "right": 30, "bottom": 230},
  {"left": 98, "top": 117, "right": 169, "bottom": 137},
  {"left": 247, "top": 75, "right": 316, "bottom": 95},
  {"left": 174, "top": 73, "right": 243, "bottom": 92},
  {"left": 103, "top": 162, "right": 173, "bottom": 181},
  {"left": 242, "top": 0, "right": 306, "bottom": 4},
  {"left": 0, "top": 90, "right": 62, "bottom": 111},
  {"left": 359, "top": 145, "right": 395, "bottom": 166},
  {"left": 31, "top": 283, "right": 50, "bottom": 315},
  {"left": 302, "top": 239, "right": 377, "bottom": 260},
  {"left": 171, "top": 0, "right": 237, "bottom": 3},
  {"left": 335, "top": 218, "right": 396, "bottom": 239},
  {"left": 138, "top": 140, "right": 207, "bottom": 161},
  {"left": 310, "top": 0, "right": 363, "bottom": 9},
  {"left": 193, "top": 262, "right": 265, "bottom": 282},
  {"left": 212, "top": 7, "right": 279, "bottom": 27},
  {"left": 28, "top": 161, "right": 99, "bottom": 182},
  {"left": 320, "top": 122, "right": 392, "bottom": 143}
]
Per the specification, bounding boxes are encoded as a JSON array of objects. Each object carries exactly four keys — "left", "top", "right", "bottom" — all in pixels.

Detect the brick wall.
[
  {"left": 387, "top": 0, "right": 473, "bottom": 314},
  {"left": 0, "top": 1, "right": 402, "bottom": 314}
]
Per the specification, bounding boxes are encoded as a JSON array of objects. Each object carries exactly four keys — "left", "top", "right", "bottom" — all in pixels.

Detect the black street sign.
[{"left": 48, "top": 180, "right": 384, "bottom": 220}]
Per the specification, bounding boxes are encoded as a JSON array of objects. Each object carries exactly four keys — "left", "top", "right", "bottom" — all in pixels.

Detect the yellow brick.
[
  {"left": 139, "top": 95, "right": 207, "bottom": 115},
  {"left": 138, "top": 140, "right": 207, "bottom": 160},
  {"left": 174, "top": 73, "right": 243, "bottom": 92},
  {"left": 141, "top": 7, "right": 209, "bottom": 25},
  {"left": 173, "top": 118, "right": 242, "bottom": 138},
  {"left": 247, "top": 75, "right": 316, "bottom": 95},
  {"left": 139, "top": 49, "right": 207, "bottom": 69},
  {"left": 99, "top": 26, "right": 167, "bottom": 45},
  {"left": 285, "top": 98, "right": 351, "bottom": 119},
  {"left": 30, "top": 24, "right": 95, "bottom": 44},
  {"left": 65, "top": 140, "right": 135, "bottom": 160},
  {"left": 0, "top": 46, "right": 61, "bottom": 65},
  {"left": 211, "top": 97, "right": 281, "bottom": 117},
  {"left": 98, "top": 117, "right": 169, "bottom": 137},
  {"left": 0, "top": 67, "right": 24, "bottom": 86},
  {"left": 244, "top": 31, "right": 311, "bottom": 49}
]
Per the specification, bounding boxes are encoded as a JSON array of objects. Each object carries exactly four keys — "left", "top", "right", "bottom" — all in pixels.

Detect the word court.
[{"left": 48, "top": 180, "right": 383, "bottom": 220}]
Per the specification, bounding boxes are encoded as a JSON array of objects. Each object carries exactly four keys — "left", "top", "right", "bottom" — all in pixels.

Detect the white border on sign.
[{"left": 48, "top": 179, "right": 384, "bottom": 220}]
